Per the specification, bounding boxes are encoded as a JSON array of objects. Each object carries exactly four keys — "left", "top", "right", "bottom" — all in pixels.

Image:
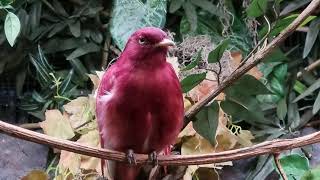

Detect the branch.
[
  {"left": 273, "top": 153, "right": 288, "bottom": 180},
  {"left": 1, "top": 120, "right": 320, "bottom": 166},
  {"left": 184, "top": 0, "right": 320, "bottom": 122}
]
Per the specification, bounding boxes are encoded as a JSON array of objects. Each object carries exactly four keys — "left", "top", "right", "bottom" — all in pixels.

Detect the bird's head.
[{"left": 121, "top": 27, "right": 175, "bottom": 64}]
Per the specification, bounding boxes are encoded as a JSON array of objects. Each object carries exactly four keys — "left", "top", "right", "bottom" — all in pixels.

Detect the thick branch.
[
  {"left": 184, "top": 0, "right": 320, "bottom": 122},
  {"left": 1, "top": 120, "right": 320, "bottom": 166}
]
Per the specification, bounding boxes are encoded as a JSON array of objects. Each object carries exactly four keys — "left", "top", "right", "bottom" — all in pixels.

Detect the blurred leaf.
[
  {"left": 280, "top": 0, "right": 311, "bottom": 16},
  {"left": 21, "top": 170, "right": 48, "bottom": 180},
  {"left": 48, "top": 22, "right": 67, "bottom": 38},
  {"left": 52, "top": 0, "right": 68, "bottom": 17},
  {"left": 208, "top": 39, "right": 230, "bottom": 63},
  {"left": 182, "top": 1, "right": 197, "bottom": 32},
  {"left": 67, "top": 43, "right": 100, "bottom": 60},
  {"left": 90, "top": 29, "right": 103, "bottom": 44},
  {"left": 43, "top": 38, "right": 85, "bottom": 53},
  {"left": 294, "top": 80, "right": 307, "bottom": 94},
  {"left": 263, "top": 48, "right": 288, "bottom": 62},
  {"left": 277, "top": 98, "right": 287, "bottom": 120},
  {"left": 169, "top": 0, "right": 184, "bottom": 13},
  {"left": 270, "top": 76, "right": 284, "bottom": 96},
  {"left": 293, "top": 79, "right": 320, "bottom": 102},
  {"left": 226, "top": 75, "right": 270, "bottom": 96},
  {"left": 301, "top": 167, "right": 320, "bottom": 180},
  {"left": 0, "top": 0, "right": 13, "bottom": 6},
  {"left": 181, "top": 72, "right": 206, "bottom": 93},
  {"left": 39, "top": 110, "right": 75, "bottom": 139},
  {"left": 194, "top": 101, "right": 219, "bottom": 145},
  {"left": 220, "top": 99, "right": 267, "bottom": 125},
  {"left": 183, "top": 49, "right": 202, "bottom": 71},
  {"left": 68, "top": 20, "right": 81, "bottom": 38},
  {"left": 110, "top": 0, "right": 167, "bottom": 50},
  {"left": 312, "top": 91, "right": 320, "bottom": 114},
  {"left": 303, "top": 17, "right": 320, "bottom": 58},
  {"left": 69, "top": 58, "right": 88, "bottom": 81},
  {"left": 29, "top": 1, "right": 42, "bottom": 32},
  {"left": 246, "top": 155, "right": 274, "bottom": 180},
  {"left": 246, "top": 0, "right": 267, "bottom": 18},
  {"left": 4, "top": 12, "right": 21, "bottom": 46},
  {"left": 288, "top": 93, "right": 301, "bottom": 129},
  {"left": 277, "top": 154, "right": 309, "bottom": 180},
  {"left": 189, "top": 0, "right": 223, "bottom": 16}
]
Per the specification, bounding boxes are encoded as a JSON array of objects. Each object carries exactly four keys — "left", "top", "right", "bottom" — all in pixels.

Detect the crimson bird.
[{"left": 96, "top": 27, "right": 184, "bottom": 180}]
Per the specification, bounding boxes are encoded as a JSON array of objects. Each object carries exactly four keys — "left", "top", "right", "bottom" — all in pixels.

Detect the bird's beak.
[{"left": 155, "top": 38, "right": 175, "bottom": 47}]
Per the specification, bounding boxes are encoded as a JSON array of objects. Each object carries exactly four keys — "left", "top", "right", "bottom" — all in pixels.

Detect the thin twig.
[
  {"left": 297, "top": 59, "right": 320, "bottom": 78},
  {"left": 1, "top": 120, "right": 320, "bottom": 166},
  {"left": 101, "top": 35, "right": 111, "bottom": 69},
  {"left": 184, "top": 0, "right": 320, "bottom": 125},
  {"left": 19, "top": 123, "right": 41, "bottom": 130},
  {"left": 273, "top": 153, "right": 288, "bottom": 180}
]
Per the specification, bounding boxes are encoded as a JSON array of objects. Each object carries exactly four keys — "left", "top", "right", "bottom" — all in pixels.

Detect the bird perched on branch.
[{"left": 96, "top": 27, "right": 184, "bottom": 180}]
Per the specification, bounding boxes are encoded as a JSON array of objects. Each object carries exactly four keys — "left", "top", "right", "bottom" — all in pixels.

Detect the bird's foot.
[
  {"left": 126, "top": 149, "right": 137, "bottom": 165},
  {"left": 148, "top": 151, "right": 158, "bottom": 166}
]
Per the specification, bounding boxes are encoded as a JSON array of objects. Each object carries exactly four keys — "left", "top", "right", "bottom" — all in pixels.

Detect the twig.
[
  {"left": 184, "top": 0, "right": 320, "bottom": 124},
  {"left": 1, "top": 120, "right": 320, "bottom": 166},
  {"left": 273, "top": 153, "right": 288, "bottom": 180},
  {"left": 101, "top": 35, "right": 111, "bottom": 69},
  {"left": 19, "top": 123, "right": 41, "bottom": 130},
  {"left": 297, "top": 59, "right": 320, "bottom": 78}
]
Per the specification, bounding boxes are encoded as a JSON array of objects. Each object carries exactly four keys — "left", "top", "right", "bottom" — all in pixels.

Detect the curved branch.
[{"left": 1, "top": 120, "right": 320, "bottom": 166}]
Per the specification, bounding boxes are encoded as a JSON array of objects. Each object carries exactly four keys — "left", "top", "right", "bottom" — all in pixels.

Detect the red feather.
[{"left": 96, "top": 27, "right": 184, "bottom": 180}]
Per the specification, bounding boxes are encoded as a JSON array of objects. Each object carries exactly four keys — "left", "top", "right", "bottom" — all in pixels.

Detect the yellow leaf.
[
  {"left": 22, "top": 170, "right": 48, "bottom": 180},
  {"left": 88, "top": 74, "right": 100, "bottom": 92},
  {"left": 235, "top": 130, "right": 255, "bottom": 147},
  {"left": 40, "top": 110, "right": 75, "bottom": 139},
  {"left": 230, "top": 51, "right": 263, "bottom": 79},
  {"left": 77, "top": 130, "right": 101, "bottom": 174},
  {"left": 181, "top": 134, "right": 215, "bottom": 155},
  {"left": 59, "top": 150, "right": 81, "bottom": 175},
  {"left": 63, "top": 97, "right": 93, "bottom": 129}
]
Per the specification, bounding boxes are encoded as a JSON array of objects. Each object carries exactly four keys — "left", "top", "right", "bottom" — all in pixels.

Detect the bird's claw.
[
  {"left": 148, "top": 151, "right": 158, "bottom": 166},
  {"left": 126, "top": 149, "right": 137, "bottom": 165}
]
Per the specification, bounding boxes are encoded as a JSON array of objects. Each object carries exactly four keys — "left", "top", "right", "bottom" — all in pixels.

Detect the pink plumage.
[{"left": 96, "top": 27, "right": 184, "bottom": 180}]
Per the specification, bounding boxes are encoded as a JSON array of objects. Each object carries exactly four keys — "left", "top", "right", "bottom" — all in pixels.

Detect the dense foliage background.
[{"left": 0, "top": 0, "right": 319, "bottom": 179}]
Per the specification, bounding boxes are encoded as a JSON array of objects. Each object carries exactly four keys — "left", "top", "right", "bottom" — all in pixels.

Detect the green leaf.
[
  {"left": 277, "top": 98, "right": 287, "bottom": 120},
  {"left": 246, "top": 0, "right": 268, "bottom": 18},
  {"left": 277, "top": 154, "right": 309, "bottom": 180},
  {"left": 67, "top": 20, "right": 81, "bottom": 38},
  {"left": 294, "top": 80, "right": 307, "bottom": 94},
  {"left": 262, "top": 48, "right": 288, "bottom": 62},
  {"left": 66, "top": 43, "right": 100, "bottom": 60},
  {"left": 169, "top": 0, "right": 184, "bottom": 13},
  {"left": 189, "top": 0, "right": 223, "bottom": 17},
  {"left": 0, "top": 0, "right": 13, "bottom": 6},
  {"left": 182, "top": 49, "right": 202, "bottom": 71},
  {"left": 4, "top": 12, "right": 21, "bottom": 47},
  {"left": 193, "top": 101, "right": 219, "bottom": 145},
  {"left": 301, "top": 167, "right": 320, "bottom": 180},
  {"left": 110, "top": 0, "right": 167, "bottom": 50},
  {"left": 180, "top": 72, "right": 206, "bottom": 93},
  {"left": 293, "top": 79, "right": 320, "bottom": 102},
  {"left": 182, "top": 1, "right": 197, "bottom": 32},
  {"left": 226, "top": 75, "right": 270, "bottom": 96},
  {"left": 270, "top": 76, "right": 284, "bottom": 96},
  {"left": 280, "top": 0, "right": 311, "bottom": 16},
  {"left": 303, "top": 18, "right": 320, "bottom": 58},
  {"left": 47, "top": 22, "right": 67, "bottom": 38},
  {"left": 207, "top": 39, "right": 230, "bottom": 63},
  {"left": 69, "top": 59, "right": 88, "bottom": 81},
  {"left": 220, "top": 99, "right": 267, "bottom": 125},
  {"left": 312, "top": 91, "right": 320, "bottom": 114},
  {"left": 43, "top": 38, "right": 85, "bottom": 53}
]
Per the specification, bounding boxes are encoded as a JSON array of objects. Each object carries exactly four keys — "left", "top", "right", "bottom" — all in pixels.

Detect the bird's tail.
[{"left": 102, "top": 160, "right": 141, "bottom": 180}]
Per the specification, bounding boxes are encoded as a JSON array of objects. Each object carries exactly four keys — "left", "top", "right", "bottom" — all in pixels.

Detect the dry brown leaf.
[
  {"left": 63, "top": 97, "right": 93, "bottom": 130},
  {"left": 181, "top": 134, "right": 215, "bottom": 155},
  {"left": 178, "top": 122, "right": 197, "bottom": 141},
  {"left": 88, "top": 74, "right": 100, "bottom": 92},
  {"left": 235, "top": 130, "right": 255, "bottom": 147},
  {"left": 230, "top": 51, "right": 263, "bottom": 79},
  {"left": 188, "top": 80, "right": 218, "bottom": 102},
  {"left": 59, "top": 150, "right": 81, "bottom": 175},
  {"left": 22, "top": 170, "right": 48, "bottom": 180},
  {"left": 77, "top": 130, "right": 101, "bottom": 174},
  {"left": 39, "top": 110, "right": 75, "bottom": 139}
]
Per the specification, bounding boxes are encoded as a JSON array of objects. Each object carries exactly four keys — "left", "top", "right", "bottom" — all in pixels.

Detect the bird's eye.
[{"left": 138, "top": 37, "right": 147, "bottom": 45}]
